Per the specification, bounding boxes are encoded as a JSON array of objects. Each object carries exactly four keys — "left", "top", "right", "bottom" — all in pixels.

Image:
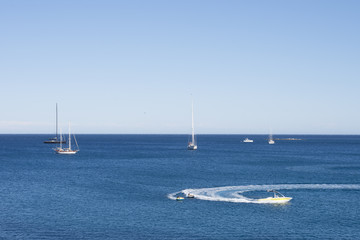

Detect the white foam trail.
[
  {"left": 167, "top": 191, "right": 181, "bottom": 200},
  {"left": 168, "top": 184, "right": 360, "bottom": 204}
]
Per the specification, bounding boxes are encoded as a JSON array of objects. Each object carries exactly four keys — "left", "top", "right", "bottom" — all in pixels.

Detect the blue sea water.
[{"left": 0, "top": 134, "right": 359, "bottom": 239}]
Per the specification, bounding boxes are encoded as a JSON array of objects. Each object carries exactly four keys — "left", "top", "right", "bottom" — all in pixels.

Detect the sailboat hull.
[
  {"left": 187, "top": 145, "right": 198, "bottom": 150},
  {"left": 55, "top": 149, "right": 79, "bottom": 154}
]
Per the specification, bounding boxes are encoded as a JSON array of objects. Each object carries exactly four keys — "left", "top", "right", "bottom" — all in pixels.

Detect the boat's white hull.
[
  {"left": 243, "top": 139, "right": 253, "bottom": 143},
  {"left": 268, "top": 140, "right": 275, "bottom": 144},
  {"left": 55, "top": 148, "right": 79, "bottom": 154},
  {"left": 56, "top": 151, "right": 78, "bottom": 155},
  {"left": 187, "top": 144, "right": 197, "bottom": 150},
  {"left": 257, "top": 197, "right": 292, "bottom": 204}
]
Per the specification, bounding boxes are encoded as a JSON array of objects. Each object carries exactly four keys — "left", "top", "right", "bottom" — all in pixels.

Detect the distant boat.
[
  {"left": 44, "top": 103, "right": 66, "bottom": 144},
  {"left": 268, "top": 132, "right": 275, "bottom": 144},
  {"left": 257, "top": 190, "right": 292, "bottom": 203},
  {"left": 187, "top": 193, "right": 195, "bottom": 198},
  {"left": 243, "top": 138, "right": 254, "bottom": 143},
  {"left": 187, "top": 100, "right": 198, "bottom": 150},
  {"left": 54, "top": 122, "right": 79, "bottom": 155},
  {"left": 176, "top": 196, "right": 184, "bottom": 201}
]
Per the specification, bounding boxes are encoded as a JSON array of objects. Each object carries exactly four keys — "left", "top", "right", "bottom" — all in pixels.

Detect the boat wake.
[{"left": 168, "top": 184, "right": 360, "bottom": 204}]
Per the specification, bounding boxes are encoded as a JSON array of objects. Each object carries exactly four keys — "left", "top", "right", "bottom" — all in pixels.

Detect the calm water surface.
[{"left": 0, "top": 135, "right": 359, "bottom": 239}]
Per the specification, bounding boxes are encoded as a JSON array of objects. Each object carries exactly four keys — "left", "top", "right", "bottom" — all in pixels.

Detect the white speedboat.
[
  {"left": 257, "top": 190, "right": 292, "bottom": 203},
  {"left": 243, "top": 138, "right": 253, "bottom": 143},
  {"left": 187, "top": 100, "right": 198, "bottom": 150},
  {"left": 187, "top": 193, "right": 195, "bottom": 198},
  {"left": 54, "top": 122, "right": 79, "bottom": 155}
]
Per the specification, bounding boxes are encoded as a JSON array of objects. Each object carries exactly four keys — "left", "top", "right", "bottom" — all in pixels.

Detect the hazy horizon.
[{"left": 2, "top": 133, "right": 360, "bottom": 136}]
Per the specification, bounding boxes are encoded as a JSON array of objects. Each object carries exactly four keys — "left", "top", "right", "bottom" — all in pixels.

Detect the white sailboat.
[
  {"left": 268, "top": 131, "right": 275, "bottom": 144},
  {"left": 54, "top": 122, "right": 79, "bottom": 154},
  {"left": 187, "top": 101, "right": 197, "bottom": 150}
]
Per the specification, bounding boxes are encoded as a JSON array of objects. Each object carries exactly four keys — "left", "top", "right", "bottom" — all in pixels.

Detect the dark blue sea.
[{"left": 0, "top": 134, "right": 360, "bottom": 239}]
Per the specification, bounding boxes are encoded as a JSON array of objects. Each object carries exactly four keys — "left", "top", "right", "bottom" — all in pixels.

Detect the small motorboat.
[
  {"left": 243, "top": 138, "right": 253, "bottom": 143},
  {"left": 187, "top": 193, "right": 195, "bottom": 198},
  {"left": 257, "top": 190, "right": 292, "bottom": 203},
  {"left": 176, "top": 196, "right": 185, "bottom": 201}
]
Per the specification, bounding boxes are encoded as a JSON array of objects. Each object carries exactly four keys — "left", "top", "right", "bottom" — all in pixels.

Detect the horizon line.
[{"left": 1, "top": 133, "right": 360, "bottom": 136}]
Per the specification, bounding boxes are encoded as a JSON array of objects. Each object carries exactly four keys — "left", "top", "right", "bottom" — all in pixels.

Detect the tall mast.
[
  {"left": 68, "top": 122, "right": 71, "bottom": 150},
  {"left": 191, "top": 101, "right": 195, "bottom": 144},
  {"left": 59, "top": 128, "right": 62, "bottom": 149},
  {"left": 56, "top": 103, "right": 58, "bottom": 139}
]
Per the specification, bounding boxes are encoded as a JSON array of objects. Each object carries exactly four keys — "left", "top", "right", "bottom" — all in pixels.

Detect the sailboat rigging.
[
  {"left": 54, "top": 122, "right": 79, "bottom": 154},
  {"left": 268, "top": 130, "right": 275, "bottom": 144},
  {"left": 44, "top": 103, "right": 66, "bottom": 144}
]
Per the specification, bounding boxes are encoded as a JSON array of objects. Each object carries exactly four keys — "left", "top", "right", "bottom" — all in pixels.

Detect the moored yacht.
[
  {"left": 44, "top": 103, "right": 66, "bottom": 144},
  {"left": 54, "top": 122, "right": 79, "bottom": 155},
  {"left": 187, "top": 100, "right": 197, "bottom": 150},
  {"left": 268, "top": 132, "right": 275, "bottom": 144}
]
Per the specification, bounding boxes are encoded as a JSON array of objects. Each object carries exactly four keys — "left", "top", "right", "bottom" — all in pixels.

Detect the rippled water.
[{"left": 0, "top": 134, "right": 359, "bottom": 239}]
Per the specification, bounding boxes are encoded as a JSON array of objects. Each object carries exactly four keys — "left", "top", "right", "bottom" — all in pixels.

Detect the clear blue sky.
[{"left": 1, "top": 0, "right": 359, "bottom": 134}]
